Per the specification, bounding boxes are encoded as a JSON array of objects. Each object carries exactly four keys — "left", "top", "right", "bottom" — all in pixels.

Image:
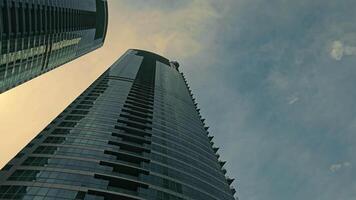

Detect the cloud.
[
  {"left": 329, "top": 162, "right": 352, "bottom": 172},
  {"left": 330, "top": 40, "right": 356, "bottom": 60},
  {"left": 343, "top": 162, "right": 351, "bottom": 167},
  {"left": 267, "top": 70, "right": 290, "bottom": 91},
  {"left": 209, "top": 0, "right": 356, "bottom": 199},
  {"left": 330, "top": 41, "right": 344, "bottom": 60},
  {"left": 288, "top": 96, "right": 299, "bottom": 105},
  {"left": 108, "top": 0, "right": 220, "bottom": 59}
]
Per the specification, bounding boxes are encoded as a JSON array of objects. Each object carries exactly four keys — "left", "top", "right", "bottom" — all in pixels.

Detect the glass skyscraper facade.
[
  {"left": 0, "top": 49, "right": 237, "bottom": 200},
  {"left": 0, "top": 0, "right": 108, "bottom": 93}
]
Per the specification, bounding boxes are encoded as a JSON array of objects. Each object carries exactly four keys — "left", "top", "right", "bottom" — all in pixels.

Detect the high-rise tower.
[
  {"left": 0, "top": 0, "right": 108, "bottom": 93},
  {"left": 0, "top": 50, "right": 237, "bottom": 200}
]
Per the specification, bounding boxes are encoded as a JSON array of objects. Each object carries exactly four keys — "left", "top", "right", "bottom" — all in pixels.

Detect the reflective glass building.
[
  {"left": 0, "top": 49, "right": 237, "bottom": 200},
  {"left": 0, "top": 0, "right": 108, "bottom": 93}
]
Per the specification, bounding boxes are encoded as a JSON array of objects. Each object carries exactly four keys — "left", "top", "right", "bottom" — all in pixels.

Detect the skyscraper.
[
  {"left": 0, "top": 49, "right": 237, "bottom": 200},
  {"left": 0, "top": 0, "right": 108, "bottom": 93}
]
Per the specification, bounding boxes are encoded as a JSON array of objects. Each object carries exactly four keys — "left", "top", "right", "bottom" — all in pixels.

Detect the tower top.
[
  {"left": 129, "top": 49, "right": 180, "bottom": 71},
  {"left": 170, "top": 61, "right": 180, "bottom": 70}
]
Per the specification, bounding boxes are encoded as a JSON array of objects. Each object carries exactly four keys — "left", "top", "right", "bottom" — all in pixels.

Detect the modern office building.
[
  {"left": 0, "top": 0, "right": 108, "bottom": 93},
  {"left": 0, "top": 49, "right": 237, "bottom": 200}
]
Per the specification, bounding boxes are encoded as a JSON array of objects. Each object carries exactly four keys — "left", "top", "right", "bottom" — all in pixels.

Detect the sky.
[{"left": 1, "top": 0, "right": 356, "bottom": 199}]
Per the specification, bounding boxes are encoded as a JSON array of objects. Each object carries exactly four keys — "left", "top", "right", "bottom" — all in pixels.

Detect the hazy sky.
[{"left": 1, "top": 0, "right": 356, "bottom": 199}]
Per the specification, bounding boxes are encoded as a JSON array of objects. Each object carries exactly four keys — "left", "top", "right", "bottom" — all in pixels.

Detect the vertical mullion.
[
  {"left": 0, "top": 0, "right": 3, "bottom": 82},
  {"left": 18, "top": 2, "right": 24, "bottom": 36},
  {"left": 70, "top": 8, "right": 73, "bottom": 31},
  {"left": 0, "top": 0, "right": 3, "bottom": 54},
  {"left": 27, "top": 2, "right": 35, "bottom": 77},
  {"left": 28, "top": 3, "right": 32, "bottom": 36},
  {"left": 55, "top": 5, "right": 58, "bottom": 33},
  {"left": 3, "top": 1, "right": 9, "bottom": 39},
  {"left": 37, "top": 3, "right": 41, "bottom": 34},
  {"left": 65, "top": 7, "right": 68, "bottom": 32},
  {"left": 10, "top": 2, "right": 17, "bottom": 38},
  {"left": 32, "top": 2, "right": 36, "bottom": 35},
  {"left": 24, "top": 3, "right": 29, "bottom": 36},
  {"left": 22, "top": 2, "right": 29, "bottom": 75},
  {"left": 60, "top": 6, "right": 63, "bottom": 33},
  {"left": 3, "top": 1, "right": 10, "bottom": 83}
]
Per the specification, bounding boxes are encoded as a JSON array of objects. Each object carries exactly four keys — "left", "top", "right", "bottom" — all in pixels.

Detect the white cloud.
[
  {"left": 330, "top": 163, "right": 342, "bottom": 172},
  {"left": 330, "top": 41, "right": 344, "bottom": 60},
  {"left": 288, "top": 96, "right": 299, "bottom": 105},
  {"left": 329, "top": 162, "right": 351, "bottom": 172},
  {"left": 344, "top": 46, "right": 356, "bottom": 56},
  {"left": 343, "top": 162, "right": 351, "bottom": 167},
  {"left": 330, "top": 40, "right": 356, "bottom": 60},
  {"left": 267, "top": 70, "right": 290, "bottom": 91},
  {"left": 108, "top": 0, "right": 220, "bottom": 60}
]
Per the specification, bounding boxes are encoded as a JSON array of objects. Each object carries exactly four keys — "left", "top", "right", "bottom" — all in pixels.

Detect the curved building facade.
[
  {"left": 0, "top": 49, "right": 237, "bottom": 200},
  {"left": 0, "top": 0, "right": 108, "bottom": 93}
]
